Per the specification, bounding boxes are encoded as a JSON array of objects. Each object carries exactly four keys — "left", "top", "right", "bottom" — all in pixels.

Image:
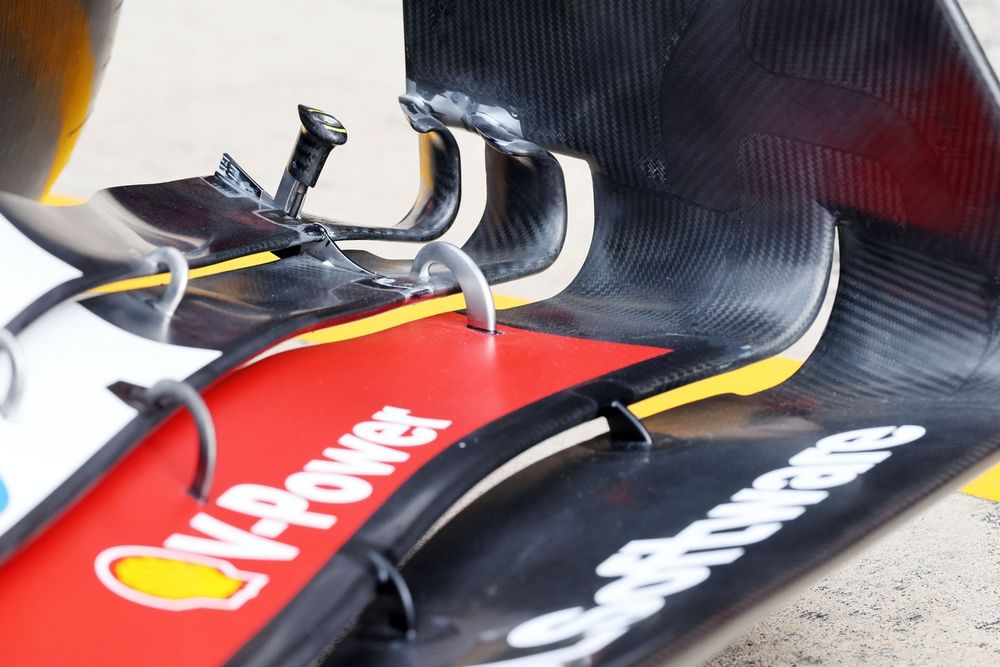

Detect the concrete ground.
[{"left": 54, "top": 1, "right": 1000, "bottom": 664}]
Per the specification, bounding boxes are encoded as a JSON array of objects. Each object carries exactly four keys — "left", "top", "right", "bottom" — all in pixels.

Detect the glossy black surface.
[
  {"left": 305, "top": 1, "right": 1000, "bottom": 665},
  {"left": 0, "top": 178, "right": 325, "bottom": 276},
  {"left": 9, "top": 1, "right": 1000, "bottom": 664},
  {"left": 0, "top": 89, "right": 574, "bottom": 561},
  {"left": 332, "top": 220, "right": 1000, "bottom": 666},
  {"left": 0, "top": 253, "right": 414, "bottom": 561},
  {"left": 292, "top": 105, "right": 347, "bottom": 188},
  {"left": 0, "top": 95, "right": 465, "bottom": 335},
  {"left": 0, "top": 176, "right": 328, "bottom": 334},
  {"left": 288, "top": 95, "right": 462, "bottom": 243},
  {"left": 344, "top": 109, "right": 571, "bottom": 283}
]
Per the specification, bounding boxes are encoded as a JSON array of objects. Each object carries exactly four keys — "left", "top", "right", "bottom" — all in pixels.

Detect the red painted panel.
[{"left": 0, "top": 314, "right": 667, "bottom": 665}]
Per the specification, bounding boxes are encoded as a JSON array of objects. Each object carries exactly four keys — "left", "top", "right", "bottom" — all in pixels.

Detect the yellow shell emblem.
[
  {"left": 113, "top": 555, "right": 244, "bottom": 601},
  {"left": 95, "top": 545, "right": 269, "bottom": 611}
]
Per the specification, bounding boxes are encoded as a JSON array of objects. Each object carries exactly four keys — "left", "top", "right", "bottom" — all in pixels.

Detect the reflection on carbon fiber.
[{"left": 318, "top": 1, "right": 1000, "bottom": 666}]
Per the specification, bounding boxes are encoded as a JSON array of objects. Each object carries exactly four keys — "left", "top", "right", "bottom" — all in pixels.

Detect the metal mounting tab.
[
  {"left": 600, "top": 400, "right": 653, "bottom": 450},
  {"left": 0, "top": 328, "right": 24, "bottom": 420},
  {"left": 142, "top": 247, "right": 189, "bottom": 317},
  {"left": 110, "top": 379, "right": 216, "bottom": 501},
  {"left": 359, "top": 549, "right": 418, "bottom": 640},
  {"left": 410, "top": 242, "right": 497, "bottom": 333}
]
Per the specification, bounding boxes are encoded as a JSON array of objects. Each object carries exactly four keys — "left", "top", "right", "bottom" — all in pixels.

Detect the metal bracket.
[
  {"left": 405, "top": 81, "right": 523, "bottom": 137},
  {"left": 0, "top": 328, "right": 24, "bottom": 420},
  {"left": 410, "top": 242, "right": 497, "bottom": 333},
  {"left": 599, "top": 400, "right": 653, "bottom": 450},
  {"left": 358, "top": 549, "right": 418, "bottom": 640},
  {"left": 142, "top": 247, "right": 189, "bottom": 318},
  {"left": 110, "top": 379, "right": 216, "bottom": 501},
  {"left": 214, "top": 152, "right": 270, "bottom": 202}
]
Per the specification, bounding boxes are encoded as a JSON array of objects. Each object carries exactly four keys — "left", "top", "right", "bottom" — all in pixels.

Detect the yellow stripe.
[
  {"left": 299, "top": 293, "right": 528, "bottom": 344},
  {"left": 40, "top": 193, "right": 85, "bottom": 207},
  {"left": 961, "top": 463, "right": 1000, "bottom": 502},
  {"left": 625, "top": 355, "right": 999, "bottom": 502},
  {"left": 91, "top": 252, "right": 280, "bottom": 294},
  {"left": 628, "top": 356, "right": 803, "bottom": 419},
  {"left": 37, "top": 200, "right": 997, "bottom": 502},
  {"left": 37, "top": 194, "right": 279, "bottom": 294}
]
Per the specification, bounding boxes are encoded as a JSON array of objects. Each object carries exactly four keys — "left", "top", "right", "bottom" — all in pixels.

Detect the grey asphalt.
[{"left": 54, "top": 2, "right": 1000, "bottom": 664}]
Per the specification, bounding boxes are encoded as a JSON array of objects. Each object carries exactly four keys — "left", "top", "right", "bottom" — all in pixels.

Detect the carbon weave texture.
[
  {"left": 320, "top": 1, "right": 1000, "bottom": 666},
  {"left": 365, "top": 218, "right": 1000, "bottom": 667},
  {"left": 404, "top": 0, "right": 1000, "bottom": 361},
  {"left": 405, "top": 0, "right": 697, "bottom": 189}
]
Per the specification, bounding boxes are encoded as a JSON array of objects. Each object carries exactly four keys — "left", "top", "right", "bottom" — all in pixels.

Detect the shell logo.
[{"left": 94, "top": 545, "right": 269, "bottom": 611}]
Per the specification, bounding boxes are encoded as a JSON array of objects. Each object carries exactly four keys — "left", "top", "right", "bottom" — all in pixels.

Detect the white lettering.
[
  {"left": 373, "top": 406, "right": 453, "bottom": 431},
  {"left": 481, "top": 425, "right": 925, "bottom": 665},
  {"left": 165, "top": 513, "right": 298, "bottom": 561},
  {"left": 305, "top": 441, "right": 408, "bottom": 477},
  {"left": 285, "top": 471, "right": 373, "bottom": 504},
  {"left": 817, "top": 425, "right": 925, "bottom": 453},
  {"left": 217, "top": 484, "right": 336, "bottom": 530},
  {"left": 352, "top": 420, "right": 437, "bottom": 447}
]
